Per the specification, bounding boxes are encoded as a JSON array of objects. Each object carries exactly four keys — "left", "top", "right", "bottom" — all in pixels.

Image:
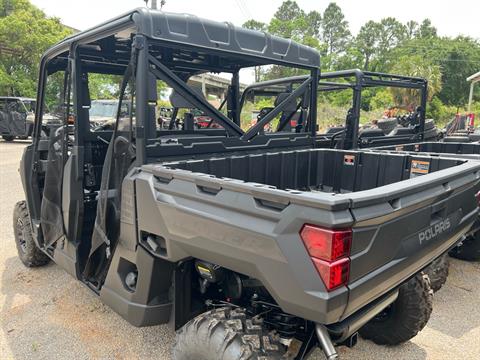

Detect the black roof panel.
[
  {"left": 44, "top": 8, "right": 319, "bottom": 69},
  {"left": 135, "top": 9, "right": 319, "bottom": 68}
]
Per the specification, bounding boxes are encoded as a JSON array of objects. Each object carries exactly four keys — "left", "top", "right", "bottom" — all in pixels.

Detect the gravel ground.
[{"left": 1, "top": 140, "right": 479, "bottom": 360}]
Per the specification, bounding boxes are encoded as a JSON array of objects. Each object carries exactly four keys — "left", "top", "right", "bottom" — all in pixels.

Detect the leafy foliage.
[
  {"left": 243, "top": 1, "right": 480, "bottom": 123},
  {"left": 0, "top": 0, "right": 72, "bottom": 96},
  {"left": 1, "top": 0, "right": 478, "bottom": 127}
]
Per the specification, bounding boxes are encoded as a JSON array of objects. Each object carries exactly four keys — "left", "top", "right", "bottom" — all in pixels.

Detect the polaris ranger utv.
[{"left": 14, "top": 8, "right": 480, "bottom": 359}]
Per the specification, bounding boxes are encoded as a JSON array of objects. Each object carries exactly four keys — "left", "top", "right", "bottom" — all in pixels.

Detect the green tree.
[
  {"left": 432, "top": 37, "right": 480, "bottom": 106},
  {"left": 0, "top": 0, "right": 72, "bottom": 96},
  {"left": 273, "top": 0, "right": 304, "bottom": 22},
  {"left": 242, "top": 19, "right": 266, "bottom": 32},
  {"left": 322, "top": 2, "right": 351, "bottom": 55},
  {"left": 356, "top": 20, "right": 382, "bottom": 70},
  {"left": 406, "top": 20, "right": 418, "bottom": 39},
  {"left": 268, "top": 0, "right": 304, "bottom": 40},
  {"left": 416, "top": 19, "right": 437, "bottom": 39},
  {"left": 390, "top": 55, "right": 442, "bottom": 107},
  {"left": 390, "top": 36, "right": 480, "bottom": 105},
  {"left": 305, "top": 10, "right": 322, "bottom": 38},
  {"left": 378, "top": 17, "right": 406, "bottom": 54}
]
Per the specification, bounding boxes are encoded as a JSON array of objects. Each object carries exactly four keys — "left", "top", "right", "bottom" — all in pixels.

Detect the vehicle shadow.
[
  {"left": 1, "top": 254, "right": 478, "bottom": 359},
  {"left": 0, "top": 256, "right": 174, "bottom": 359},
  {"left": 335, "top": 339, "right": 427, "bottom": 360},
  {"left": 426, "top": 258, "right": 480, "bottom": 339}
]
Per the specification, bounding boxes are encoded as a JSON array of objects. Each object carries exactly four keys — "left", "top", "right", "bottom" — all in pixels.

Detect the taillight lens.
[
  {"left": 300, "top": 224, "right": 352, "bottom": 261},
  {"left": 312, "top": 258, "right": 350, "bottom": 290},
  {"left": 300, "top": 224, "right": 352, "bottom": 291}
]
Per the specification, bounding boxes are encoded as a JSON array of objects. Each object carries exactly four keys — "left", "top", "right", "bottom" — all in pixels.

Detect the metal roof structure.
[{"left": 42, "top": 7, "right": 320, "bottom": 70}]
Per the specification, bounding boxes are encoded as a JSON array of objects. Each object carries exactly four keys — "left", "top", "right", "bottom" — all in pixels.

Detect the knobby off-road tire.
[
  {"left": 359, "top": 272, "right": 433, "bottom": 345},
  {"left": 449, "top": 232, "right": 480, "bottom": 261},
  {"left": 173, "top": 307, "right": 288, "bottom": 360},
  {"left": 13, "top": 201, "right": 50, "bottom": 267},
  {"left": 423, "top": 254, "right": 449, "bottom": 292}
]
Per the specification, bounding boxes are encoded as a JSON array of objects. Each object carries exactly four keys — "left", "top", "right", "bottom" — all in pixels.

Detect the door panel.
[
  {"left": 38, "top": 68, "right": 71, "bottom": 248},
  {"left": 40, "top": 127, "right": 67, "bottom": 246}
]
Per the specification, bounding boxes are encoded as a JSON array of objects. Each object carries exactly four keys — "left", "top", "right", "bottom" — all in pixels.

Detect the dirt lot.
[{"left": 1, "top": 140, "right": 479, "bottom": 360}]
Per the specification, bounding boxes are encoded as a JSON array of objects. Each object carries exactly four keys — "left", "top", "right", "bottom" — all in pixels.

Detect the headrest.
[
  {"left": 274, "top": 93, "right": 298, "bottom": 112},
  {"left": 169, "top": 87, "right": 205, "bottom": 109}
]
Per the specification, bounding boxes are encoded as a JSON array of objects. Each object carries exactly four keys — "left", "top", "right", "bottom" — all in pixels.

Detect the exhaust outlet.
[{"left": 315, "top": 324, "right": 338, "bottom": 360}]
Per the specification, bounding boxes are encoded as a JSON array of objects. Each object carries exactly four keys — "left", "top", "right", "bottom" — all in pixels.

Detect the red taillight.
[
  {"left": 300, "top": 224, "right": 352, "bottom": 291},
  {"left": 475, "top": 191, "right": 480, "bottom": 207},
  {"left": 300, "top": 225, "right": 352, "bottom": 261},
  {"left": 312, "top": 258, "right": 350, "bottom": 290}
]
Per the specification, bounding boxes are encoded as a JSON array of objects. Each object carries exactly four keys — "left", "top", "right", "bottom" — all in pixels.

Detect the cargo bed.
[
  {"left": 137, "top": 148, "right": 480, "bottom": 324},
  {"left": 159, "top": 148, "right": 468, "bottom": 194}
]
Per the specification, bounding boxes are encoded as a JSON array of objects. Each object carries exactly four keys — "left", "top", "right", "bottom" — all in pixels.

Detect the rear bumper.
[{"left": 327, "top": 289, "right": 399, "bottom": 343}]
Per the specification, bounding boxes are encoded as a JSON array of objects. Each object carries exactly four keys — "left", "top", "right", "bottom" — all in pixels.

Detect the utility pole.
[{"left": 143, "top": 0, "right": 165, "bottom": 10}]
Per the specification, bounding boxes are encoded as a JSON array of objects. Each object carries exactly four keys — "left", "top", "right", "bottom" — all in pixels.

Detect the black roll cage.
[
  {"left": 318, "top": 69, "right": 428, "bottom": 148},
  {"left": 240, "top": 69, "right": 428, "bottom": 149},
  {"left": 32, "top": 9, "right": 320, "bottom": 168}
]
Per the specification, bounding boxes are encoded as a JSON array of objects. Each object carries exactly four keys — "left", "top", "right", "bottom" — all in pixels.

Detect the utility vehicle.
[
  {"left": 0, "top": 96, "right": 62, "bottom": 141},
  {"left": 0, "top": 97, "right": 36, "bottom": 141},
  {"left": 13, "top": 8, "right": 480, "bottom": 359},
  {"left": 240, "top": 69, "right": 438, "bottom": 150}
]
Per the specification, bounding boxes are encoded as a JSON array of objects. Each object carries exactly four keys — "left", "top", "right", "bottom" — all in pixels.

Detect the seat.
[
  {"left": 274, "top": 92, "right": 299, "bottom": 132},
  {"left": 168, "top": 88, "right": 206, "bottom": 130}
]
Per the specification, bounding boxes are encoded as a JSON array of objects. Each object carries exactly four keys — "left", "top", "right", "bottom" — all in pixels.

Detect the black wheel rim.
[{"left": 16, "top": 218, "right": 27, "bottom": 254}]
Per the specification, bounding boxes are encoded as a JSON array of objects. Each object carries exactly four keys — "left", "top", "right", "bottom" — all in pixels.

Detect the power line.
[
  {"left": 234, "top": 0, "right": 252, "bottom": 20},
  {"left": 238, "top": 0, "right": 253, "bottom": 19}
]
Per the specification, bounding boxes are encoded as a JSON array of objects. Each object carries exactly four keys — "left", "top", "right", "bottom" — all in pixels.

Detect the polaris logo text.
[{"left": 418, "top": 218, "right": 451, "bottom": 244}]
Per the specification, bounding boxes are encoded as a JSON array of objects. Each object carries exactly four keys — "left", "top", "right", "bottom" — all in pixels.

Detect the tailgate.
[{"left": 342, "top": 167, "right": 480, "bottom": 319}]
